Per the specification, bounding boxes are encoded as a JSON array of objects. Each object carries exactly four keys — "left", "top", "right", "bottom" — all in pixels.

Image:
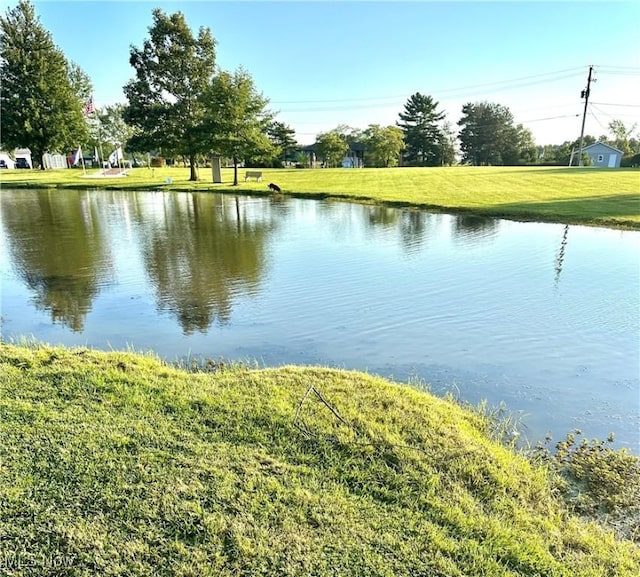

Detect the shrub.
[
  {"left": 530, "top": 430, "right": 640, "bottom": 540},
  {"left": 621, "top": 153, "right": 640, "bottom": 168}
]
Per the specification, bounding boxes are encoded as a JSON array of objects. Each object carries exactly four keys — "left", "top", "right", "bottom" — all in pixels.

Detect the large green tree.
[
  {"left": 397, "top": 93, "right": 447, "bottom": 166},
  {"left": 68, "top": 62, "right": 93, "bottom": 104},
  {"left": 330, "top": 125, "right": 364, "bottom": 147},
  {"left": 608, "top": 119, "right": 637, "bottom": 156},
  {"left": 123, "top": 8, "right": 216, "bottom": 181},
  {"left": 0, "top": 0, "right": 89, "bottom": 168},
  {"left": 314, "top": 131, "right": 348, "bottom": 167},
  {"left": 363, "top": 124, "right": 405, "bottom": 167},
  {"left": 205, "top": 68, "right": 274, "bottom": 185},
  {"left": 514, "top": 124, "right": 537, "bottom": 165},
  {"left": 439, "top": 121, "right": 458, "bottom": 166},
  {"left": 458, "top": 102, "right": 531, "bottom": 166}
]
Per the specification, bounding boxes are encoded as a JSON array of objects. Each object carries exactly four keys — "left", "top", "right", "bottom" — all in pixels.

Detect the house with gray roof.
[{"left": 582, "top": 141, "right": 623, "bottom": 168}]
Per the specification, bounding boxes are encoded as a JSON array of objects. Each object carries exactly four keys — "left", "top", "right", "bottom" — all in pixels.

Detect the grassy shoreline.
[
  {"left": 1, "top": 342, "right": 638, "bottom": 575},
  {"left": 2, "top": 165, "right": 639, "bottom": 229}
]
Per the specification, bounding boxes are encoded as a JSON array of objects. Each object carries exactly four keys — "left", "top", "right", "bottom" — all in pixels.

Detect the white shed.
[
  {"left": 0, "top": 151, "right": 15, "bottom": 169},
  {"left": 14, "top": 148, "right": 32, "bottom": 168},
  {"left": 582, "top": 141, "right": 623, "bottom": 168}
]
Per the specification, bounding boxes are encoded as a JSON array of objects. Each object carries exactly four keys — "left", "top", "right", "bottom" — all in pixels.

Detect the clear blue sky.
[{"left": 29, "top": 1, "right": 640, "bottom": 145}]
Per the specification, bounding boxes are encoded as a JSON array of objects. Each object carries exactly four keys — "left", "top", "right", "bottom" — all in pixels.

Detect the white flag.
[
  {"left": 109, "top": 147, "right": 123, "bottom": 165},
  {"left": 72, "top": 146, "right": 83, "bottom": 166}
]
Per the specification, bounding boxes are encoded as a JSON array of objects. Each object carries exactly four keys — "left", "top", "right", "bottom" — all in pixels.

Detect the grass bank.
[
  {"left": 1, "top": 343, "right": 638, "bottom": 576},
  {"left": 1, "top": 165, "right": 638, "bottom": 229}
]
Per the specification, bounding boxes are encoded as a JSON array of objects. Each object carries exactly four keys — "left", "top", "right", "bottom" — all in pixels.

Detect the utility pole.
[{"left": 577, "top": 65, "right": 594, "bottom": 167}]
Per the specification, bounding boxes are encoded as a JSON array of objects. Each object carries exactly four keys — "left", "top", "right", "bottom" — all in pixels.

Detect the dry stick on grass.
[
  {"left": 295, "top": 385, "right": 351, "bottom": 428},
  {"left": 293, "top": 385, "right": 347, "bottom": 440},
  {"left": 293, "top": 384, "right": 484, "bottom": 467}
]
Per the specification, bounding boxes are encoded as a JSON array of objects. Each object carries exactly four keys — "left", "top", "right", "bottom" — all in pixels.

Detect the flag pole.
[
  {"left": 118, "top": 145, "right": 124, "bottom": 174},
  {"left": 86, "top": 96, "right": 105, "bottom": 174},
  {"left": 98, "top": 123, "right": 106, "bottom": 174}
]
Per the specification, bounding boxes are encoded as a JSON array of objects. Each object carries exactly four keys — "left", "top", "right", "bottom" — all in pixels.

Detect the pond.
[{"left": 1, "top": 189, "right": 638, "bottom": 451}]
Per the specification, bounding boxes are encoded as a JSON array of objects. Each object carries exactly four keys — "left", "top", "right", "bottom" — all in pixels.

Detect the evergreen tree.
[
  {"left": 458, "top": 102, "right": 525, "bottom": 166},
  {"left": 0, "top": 0, "right": 89, "bottom": 168},
  {"left": 397, "top": 93, "right": 447, "bottom": 166},
  {"left": 267, "top": 121, "right": 297, "bottom": 166},
  {"left": 123, "top": 8, "right": 217, "bottom": 181}
]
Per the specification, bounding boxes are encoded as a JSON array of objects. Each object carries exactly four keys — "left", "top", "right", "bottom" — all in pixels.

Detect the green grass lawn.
[
  {"left": 2, "top": 165, "right": 639, "bottom": 229},
  {"left": 1, "top": 343, "right": 638, "bottom": 576}
]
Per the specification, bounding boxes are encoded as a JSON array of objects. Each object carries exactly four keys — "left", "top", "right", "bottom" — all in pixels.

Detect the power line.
[
  {"left": 591, "top": 104, "right": 640, "bottom": 120},
  {"left": 588, "top": 110, "right": 608, "bottom": 132},
  {"left": 590, "top": 102, "right": 640, "bottom": 108},
  {"left": 597, "top": 65, "right": 640, "bottom": 71},
  {"left": 520, "top": 114, "right": 580, "bottom": 124},
  {"left": 278, "top": 102, "right": 403, "bottom": 113},
  {"left": 273, "top": 94, "right": 404, "bottom": 105},
  {"left": 597, "top": 71, "right": 640, "bottom": 77},
  {"left": 271, "top": 66, "right": 585, "bottom": 105},
  {"left": 431, "top": 69, "right": 584, "bottom": 97},
  {"left": 276, "top": 72, "right": 585, "bottom": 114},
  {"left": 435, "top": 72, "right": 585, "bottom": 99},
  {"left": 512, "top": 102, "right": 580, "bottom": 114},
  {"left": 590, "top": 104, "right": 613, "bottom": 119}
]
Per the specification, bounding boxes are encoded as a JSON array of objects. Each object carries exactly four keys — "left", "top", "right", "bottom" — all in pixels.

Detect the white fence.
[{"left": 43, "top": 153, "right": 67, "bottom": 169}]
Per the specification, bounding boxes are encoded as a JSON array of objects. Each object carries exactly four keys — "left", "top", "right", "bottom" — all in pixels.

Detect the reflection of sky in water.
[{"left": 1, "top": 189, "right": 639, "bottom": 451}]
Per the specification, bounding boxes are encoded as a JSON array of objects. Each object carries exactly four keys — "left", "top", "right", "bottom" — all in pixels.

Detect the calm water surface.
[{"left": 1, "top": 189, "right": 638, "bottom": 450}]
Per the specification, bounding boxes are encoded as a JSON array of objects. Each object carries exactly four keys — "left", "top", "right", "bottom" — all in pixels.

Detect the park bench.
[{"left": 245, "top": 171, "right": 263, "bottom": 182}]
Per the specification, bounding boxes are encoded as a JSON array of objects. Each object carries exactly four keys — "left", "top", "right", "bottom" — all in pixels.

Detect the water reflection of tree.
[
  {"left": 400, "top": 210, "right": 429, "bottom": 252},
  {"left": 364, "top": 206, "right": 431, "bottom": 252},
  {"left": 1, "top": 190, "right": 112, "bottom": 331},
  {"left": 132, "top": 193, "right": 274, "bottom": 334},
  {"left": 367, "top": 206, "right": 399, "bottom": 228},
  {"left": 452, "top": 214, "right": 499, "bottom": 242}
]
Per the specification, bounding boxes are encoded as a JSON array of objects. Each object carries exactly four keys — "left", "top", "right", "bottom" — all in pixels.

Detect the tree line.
[{"left": 2, "top": 1, "right": 638, "bottom": 176}]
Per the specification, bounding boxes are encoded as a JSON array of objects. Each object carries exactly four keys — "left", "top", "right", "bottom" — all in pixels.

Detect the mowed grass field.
[
  {"left": 1, "top": 343, "right": 639, "bottom": 576},
  {"left": 2, "top": 165, "right": 639, "bottom": 229}
]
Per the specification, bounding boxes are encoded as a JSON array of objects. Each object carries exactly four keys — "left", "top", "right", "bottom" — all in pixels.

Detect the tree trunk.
[
  {"left": 34, "top": 148, "right": 45, "bottom": 170},
  {"left": 189, "top": 153, "right": 198, "bottom": 181},
  {"left": 233, "top": 157, "right": 238, "bottom": 186}
]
